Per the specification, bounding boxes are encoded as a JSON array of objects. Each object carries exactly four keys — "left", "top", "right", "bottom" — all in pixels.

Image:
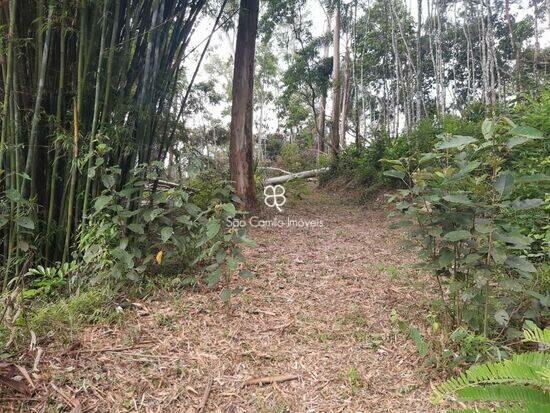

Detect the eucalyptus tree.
[{"left": 229, "top": 0, "right": 261, "bottom": 210}]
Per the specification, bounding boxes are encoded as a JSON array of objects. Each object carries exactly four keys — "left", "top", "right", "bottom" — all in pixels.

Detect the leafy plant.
[
  {"left": 22, "top": 262, "right": 79, "bottom": 299},
  {"left": 432, "top": 324, "right": 550, "bottom": 412},
  {"left": 77, "top": 163, "right": 253, "bottom": 297},
  {"left": 385, "top": 118, "right": 548, "bottom": 337}
]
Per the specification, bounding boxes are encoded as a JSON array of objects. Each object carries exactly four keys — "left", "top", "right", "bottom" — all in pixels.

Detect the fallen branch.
[
  {"left": 196, "top": 377, "right": 213, "bottom": 413},
  {"left": 242, "top": 373, "right": 299, "bottom": 387},
  {"left": 64, "top": 342, "right": 154, "bottom": 356},
  {"left": 264, "top": 168, "right": 329, "bottom": 185}
]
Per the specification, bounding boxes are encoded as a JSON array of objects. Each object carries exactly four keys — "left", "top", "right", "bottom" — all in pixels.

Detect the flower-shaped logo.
[{"left": 263, "top": 184, "right": 286, "bottom": 212}]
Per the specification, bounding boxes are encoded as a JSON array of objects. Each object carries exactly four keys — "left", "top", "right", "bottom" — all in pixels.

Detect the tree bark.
[
  {"left": 416, "top": 0, "right": 423, "bottom": 122},
  {"left": 317, "top": 38, "right": 329, "bottom": 154},
  {"left": 230, "top": 0, "right": 259, "bottom": 210},
  {"left": 340, "top": 36, "right": 350, "bottom": 147},
  {"left": 331, "top": 1, "right": 341, "bottom": 159}
]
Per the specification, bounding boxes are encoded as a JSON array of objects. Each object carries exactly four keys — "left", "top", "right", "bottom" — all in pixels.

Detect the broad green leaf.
[
  {"left": 438, "top": 248, "right": 454, "bottom": 267},
  {"left": 495, "top": 171, "right": 514, "bottom": 199},
  {"left": 443, "top": 194, "right": 473, "bottom": 205},
  {"left": 5, "top": 188, "right": 22, "bottom": 202},
  {"left": 510, "top": 198, "right": 543, "bottom": 210},
  {"left": 16, "top": 216, "right": 35, "bottom": 230},
  {"left": 494, "top": 309, "right": 510, "bottom": 326},
  {"left": 505, "top": 255, "right": 536, "bottom": 273},
  {"left": 94, "top": 195, "right": 113, "bottom": 212},
  {"left": 143, "top": 208, "right": 164, "bottom": 222},
  {"left": 455, "top": 161, "right": 481, "bottom": 177},
  {"left": 101, "top": 174, "right": 115, "bottom": 189},
  {"left": 160, "top": 226, "right": 173, "bottom": 243},
  {"left": 443, "top": 230, "right": 471, "bottom": 242},
  {"left": 510, "top": 125, "right": 544, "bottom": 138},
  {"left": 507, "top": 136, "right": 542, "bottom": 148},
  {"left": 516, "top": 174, "right": 550, "bottom": 183},
  {"left": 111, "top": 248, "right": 134, "bottom": 269},
  {"left": 0, "top": 216, "right": 8, "bottom": 229},
  {"left": 419, "top": 152, "right": 440, "bottom": 164},
  {"left": 474, "top": 218, "right": 492, "bottom": 234},
  {"left": 494, "top": 232, "right": 533, "bottom": 248},
  {"left": 491, "top": 245, "right": 507, "bottom": 264},
  {"left": 185, "top": 203, "right": 202, "bottom": 217},
  {"left": 222, "top": 203, "right": 236, "bottom": 215},
  {"left": 436, "top": 135, "right": 477, "bottom": 150},
  {"left": 383, "top": 169, "right": 406, "bottom": 180},
  {"left": 220, "top": 288, "right": 232, "bottom": 303},
  {"left": 206, "top": 267, "right": 221, "bottom": 287},
  {"left": 127, "top": 223, "right": 144, "bottom": 234},
  {"left": 206, "top": 220, "right": 220, "bottom": 239}
]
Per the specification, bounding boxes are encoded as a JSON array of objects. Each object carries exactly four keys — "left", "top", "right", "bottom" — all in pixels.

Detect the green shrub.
[
  {"left": 75, "top": 163, "right": 252, "bottom": 297},
  {"left": 278, "top": 142, "right": 318, "bottom": 172},
  {"left": 187, "top": 170, "right": 233, "bottom": 210},
  {"left": 385, "top": 118, "right": 548, "bottom": 337}
]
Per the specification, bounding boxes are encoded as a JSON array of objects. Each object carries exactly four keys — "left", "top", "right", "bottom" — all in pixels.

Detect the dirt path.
[{"left": 10, "top": 186, "right": 439, "bottom": 412}]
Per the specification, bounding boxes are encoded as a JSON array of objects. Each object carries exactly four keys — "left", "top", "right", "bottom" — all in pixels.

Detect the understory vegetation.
[{"left": 1, "top": 0, "right": 549, "bottom": 409}]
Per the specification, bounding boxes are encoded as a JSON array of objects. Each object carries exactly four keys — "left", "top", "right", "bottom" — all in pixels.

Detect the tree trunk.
[
  {"left": 331, "top": 1, "right": 341, "bottom": 159},
  {"left": 317, "top": 39, "right": 329, "bottom": 154},
  {"left": 229, "top": 0, "right": 259, "bottom": 210},
  {"left": 416, "top": 0, "right": 422, "bottom": 122},
  {"left": 340, "top": 36, "right": 350, "bottom": 147}
]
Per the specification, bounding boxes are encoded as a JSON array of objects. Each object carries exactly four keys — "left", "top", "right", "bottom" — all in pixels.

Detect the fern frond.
[
  {"left": 512, "top": 352, "right": 550, "bottom": 369},
  {"left": 434, "top": 353, "right": 550, "bottom": 400},
  {"left": 524, "top": 325, "right": 550, "bottom": 346},
  {"left": 451, "top": 403, "right": 550, "bottom": 413},
  {"left": 457, "top": 384, "right": 550, "bottom": 404}
]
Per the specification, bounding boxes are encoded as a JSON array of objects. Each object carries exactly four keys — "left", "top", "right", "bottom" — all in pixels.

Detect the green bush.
[
  {"left": 77, "top": 163, "right": 251, "bottom": 293},
  {"left": 278, "top": 142, "right": 318, "bottom": 172},
  {"left": 385, "top": 118, "right": 548, "bottom": 337}
]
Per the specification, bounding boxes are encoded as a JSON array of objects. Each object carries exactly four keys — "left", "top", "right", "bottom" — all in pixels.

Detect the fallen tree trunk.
[{"left": 264, "top": 168, "right": 329, "bottom": 185}]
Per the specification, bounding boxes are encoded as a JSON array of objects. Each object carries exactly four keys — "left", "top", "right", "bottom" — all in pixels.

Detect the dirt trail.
[{"left": 9, "top": 186, "right": 439, "bottom": 412}]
